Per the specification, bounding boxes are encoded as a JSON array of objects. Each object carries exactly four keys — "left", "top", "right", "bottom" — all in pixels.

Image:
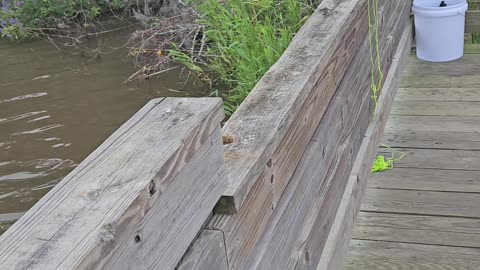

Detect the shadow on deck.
[{"left": 345, "top": 54, "right": 480, "bottom": 269}]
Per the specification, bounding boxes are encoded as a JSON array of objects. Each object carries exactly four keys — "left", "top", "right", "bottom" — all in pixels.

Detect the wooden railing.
[
  {"left": 467, "top": 0, "right": 480, "bottom": 33},
  {"left": 0, "top": 98, "right": 227, "bottom": 269},
  {"left": 0, "top": 0, "right": 413, "bottom": 269},
  {"left": 466, "top": 0, "right": 480, "bottom": 53}
]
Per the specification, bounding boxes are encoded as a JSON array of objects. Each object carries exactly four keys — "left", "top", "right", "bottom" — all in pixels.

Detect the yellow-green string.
[
  {"left": 368, "top": 0, "right": 382, "bottom": 113},
  {"left": 367, "top": 0, "right": 404, "bottom": 172},
  {"left": 372, "top": 144, "right": 405, "bottom": 173}
]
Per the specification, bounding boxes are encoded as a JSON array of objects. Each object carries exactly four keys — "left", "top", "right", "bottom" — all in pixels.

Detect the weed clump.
[
  {"left": 129, "top": 0, "right": 319, "bottom": 115},
  {"left": 0, "top": 0, "right": 125, "bottom": 40}
]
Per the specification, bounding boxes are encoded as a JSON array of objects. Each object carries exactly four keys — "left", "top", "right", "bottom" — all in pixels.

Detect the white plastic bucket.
[{"left": 413, "top": 0, "right": 468, "bottom": 62}]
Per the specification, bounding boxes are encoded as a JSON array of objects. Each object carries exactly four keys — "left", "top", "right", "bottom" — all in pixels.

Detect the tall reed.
[{"left": 177, "top": 0, "right": 316, "bottom": 115}]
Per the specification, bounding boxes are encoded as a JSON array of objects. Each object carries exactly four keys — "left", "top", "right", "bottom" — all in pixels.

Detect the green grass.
[
  {"left": 0, "top": 0, "right": 124, "bottom": 40},
  {"left": 173, "top": 0, "right": 316, "bottom": 115}
]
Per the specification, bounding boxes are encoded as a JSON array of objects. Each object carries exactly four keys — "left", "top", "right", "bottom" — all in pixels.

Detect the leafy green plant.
[
  {"left": 0, "top": 0, "right": 125, "bottom": 40},
  {"left": 170, "top": 0, "right": 315, "bottom": 115}
]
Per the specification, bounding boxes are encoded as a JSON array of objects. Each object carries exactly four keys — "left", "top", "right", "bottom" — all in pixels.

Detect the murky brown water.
[{"left": 0, "top": 28, "right": 208, "bottom": 233}]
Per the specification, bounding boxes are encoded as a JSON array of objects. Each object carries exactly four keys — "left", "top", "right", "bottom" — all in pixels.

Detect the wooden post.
[{"left": 0, "top": 98, "right": 226, "bottom": 270}]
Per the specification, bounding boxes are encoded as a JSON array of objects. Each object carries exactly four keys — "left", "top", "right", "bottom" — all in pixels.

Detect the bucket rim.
[
  {"left": 413, "top": 0, "right": 468, "bottom": 16},
  {"left": 413, "top": 0, "right": 467, "bottom": 9}
]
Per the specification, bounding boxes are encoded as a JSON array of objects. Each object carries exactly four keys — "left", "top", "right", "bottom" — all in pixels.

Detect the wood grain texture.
[
  {"left": 377, "top": 148, "right": 480, "bottom": 171},
  {"left": 391, "top": 100, "right": 480, "bottom": 116},
  {"left": 0, "top": 98, "right": 226, "bottom": 270},
  {"left": 251, "top": 4, "right": 413, "bottom": 269},
  {"left": 382, "top": 130, "right": 480, "bottom": 150},
  {"left": 217, "top": 0, "right": 370, "bottom": 213},
  {"left": 212, "top": 29, "right": 371, "bottom": 270},
  {"left": 345, "top": 240, "right": 480, "bottom": 270},
  {"left": 385, "top": 115, "right": 480, "bottom": 133},
  {"left": 318, "top": 18, "right": 413, "bottom": 270},
  {"left": 465, "top": 44, "right": 480, "bottom": 54},
  {"left": 353, "top": 212, "right": 480, "bottom": 248},
  {"left": 345, "top": 7, "right": 480, "bottom": 270},
  {"left": 247, "top": 53, "right": 371, "bottom": 270},
  {"left": 466, "top": 10, "right": 480, "bottom": 33},
  {"left": 400, "top": 75, "right": 480, "bottom": 88},
  {"left": 404, "top": 55, "right": 480, "bottom": 76},
  {"left": 209, "top": 1, "right": 413, "bottom": 267},
  {"left": 362, "top": 188, "right": 480, "bottom": 218},
  {"left": 176, "top": 230, "right": 228, "bottom": 270},
  {"left": 395, "top": 87, "right": 480, "bottom": 102},
  {"left": 369, "top": 168, "right": 480, "bottom": 192}
]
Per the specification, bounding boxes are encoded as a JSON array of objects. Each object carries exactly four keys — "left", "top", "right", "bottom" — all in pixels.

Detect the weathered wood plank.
[
  {"left": 176, "top": 230, "right": 228, "bottom": 270},
  {"left": 369, "top": 168, "right": 480, "bottom": 192},
  {"left": 466, "top": 10, "right": 480, "bottom": 33},
  {"left": 353, "top": 212, "right": 480, "bottom": 248},
  {"left": 0, "top": 98, "right": 226, "bottom": 270},
  {"left": 251, "top": 5, "right": 413, "bottom": 269},
  {"left": 404, "top": 55, "right": 480, "bottom": 76},
  {"left": 465, "top": 44, "right": 480, "bottom": 54},
  {"left": 382, "top": 130, "right": 480, "bottom": 150},
  {"left": 345, "top": 240, "right": 480, "bottom": 270},
  {"left": 400, "top": 75, "right": 480, "bottom": 88},
  {"left": 209, "top": 0, "right": 413, "bottom": 267},
  {"left": 385, "top": 115, "right": 480, "bottom": 133},
  {"left": 317, "top": 18, "right": 413, "bottom": 270},
  {"left": 391, "top": 100, "right": 480, "bottom": 116},
  {"left": 406, "top": 54, "right": 480, "bottom": 66},
  {"left": 247, "top": 63, "right": 371, "bottom": 270},
  {"left": 377, "top": 148, "right": 480, "bottom": 171},
  {"left": 218, "top": 0, "right": 370, "bottom": 213},
  {"left": 362, "top": 189, "right": 480, "bottom": 218},
  {"left": 211, "top": 30, "right": 372, "bottom": 270},
  {"left": 395, "top": 88, "right": 480, "bottom": 102}
]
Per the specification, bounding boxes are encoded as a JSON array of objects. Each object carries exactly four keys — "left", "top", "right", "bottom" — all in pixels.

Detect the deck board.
[
  {"left": 353, "top": 212, "right": 480, "bottom": 248},
  {"left": 362, "top": 189, "right": 480, "bottom": 218},
  {"left": 382, "top": 130, "right": 480, "bottom": 150},
  {"left": 368, "top": 168, "right": 480, "bottom": 192},
  {"left": 396, "top": 88, "right": 480, "bottom": 101},
  {"left": 392, "top": 100, "right": 480, "bottom": 116},
  {"left": 345, "top": 54, "right": 480, "bottom": 269},
  {"left": 345, "top": 240, "right": 480, "bottom": 270}
]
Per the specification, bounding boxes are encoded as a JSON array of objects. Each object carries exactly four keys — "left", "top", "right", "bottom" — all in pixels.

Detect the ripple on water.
[
  {"left": 0, "top": 158, "right": 78, "bottom": 233},
  {"left": 0, "top": 158, "right": 77, "bottom": 182},
  {"left": 0, "top": 141, "right": 16, "bottom": 150},
  {"left": 12, "top": 124, "right": 63, "bottom": 136},
  {"left": 0, "top": 111, "right": 47, "bottom": 124},
  {"left": 0, "top": 92, "right": 48, "bottom": 104}
]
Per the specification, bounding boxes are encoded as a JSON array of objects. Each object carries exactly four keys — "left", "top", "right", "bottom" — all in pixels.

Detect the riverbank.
[
  {"left": 0, "top": 27, "right": 209, "bottom": 234},
  {"left": 0, "top": 0, "right": 319, "bottom": 233},
  {"left": 1, "top": 0, "right": 320, "bottom": 115}
]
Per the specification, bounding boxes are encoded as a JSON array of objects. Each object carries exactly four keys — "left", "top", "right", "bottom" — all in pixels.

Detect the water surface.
[{"left": 0, "top": 28, "right": 208, "bottom": 233}]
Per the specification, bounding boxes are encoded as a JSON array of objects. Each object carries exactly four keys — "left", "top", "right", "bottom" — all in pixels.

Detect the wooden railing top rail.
[
  {"left": 466, "top": 11, "right": 480, "bottom": 33},
  {"left": 216, "top": 0, "right": 370, "bottom": 213},
  {"left": 0, "top": 98, "right": 226, "bottom": 269}
]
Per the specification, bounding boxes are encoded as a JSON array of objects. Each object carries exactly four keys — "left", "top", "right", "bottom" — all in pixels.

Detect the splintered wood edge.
[
  {"left": 316, "top": 20, "right": 413, "bottom": 270},
  {"left": 215, "top": 0, "right": 370, "bottom": 214}
]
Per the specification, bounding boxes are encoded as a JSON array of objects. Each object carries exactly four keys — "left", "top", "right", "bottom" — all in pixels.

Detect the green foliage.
[
  {"left": 472, "top": 33, "right": 480, "bottom": 44},
  {"left": 177, "top": 0, "right": 315, "bottom": 115},
  {"left": 469, "top": 1, "right": 480, "bottom": 44},
  {"left": 0, "top": 0, "right": 125, "bottom": 40},
  {"left": 168, "top": 47, "right": 204, "bottom": 73}
]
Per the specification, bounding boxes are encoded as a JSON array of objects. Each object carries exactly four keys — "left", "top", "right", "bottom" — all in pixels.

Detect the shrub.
[{"left": 0, "top": 0, "right": 125, "bottom": 40}]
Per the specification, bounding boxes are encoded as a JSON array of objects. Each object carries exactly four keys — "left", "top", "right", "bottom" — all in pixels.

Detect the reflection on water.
[{"left": 0, "top": 26, "right": 208, "bottom": 234}]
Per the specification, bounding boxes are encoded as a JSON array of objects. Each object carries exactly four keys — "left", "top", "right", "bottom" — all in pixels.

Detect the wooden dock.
[
  {"left": 3, "top": 0, "right": 480, "bottom": 269},
  {"left": 345, "top": 54, "right": 480, "bottom": 269}
]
